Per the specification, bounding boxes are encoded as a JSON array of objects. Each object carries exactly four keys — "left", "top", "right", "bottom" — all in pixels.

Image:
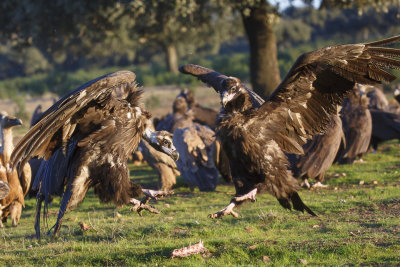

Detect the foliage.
[{"left": 0, "top": 141, "right": 399, "bottom": 265}]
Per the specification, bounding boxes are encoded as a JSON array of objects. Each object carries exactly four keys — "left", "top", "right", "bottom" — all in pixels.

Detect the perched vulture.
[
  {"left": 369, "top": 109, "right": 400, "bottom": 151},
  {"left": 289, "top": 114, "right": 345, "bottom": 188},
  {"left": 174, "top": 90, "right": 233, "bottom": 183},
  {"left": 0, "top": 113, "right": 31, "bottom": 227},
  {"left": 178, "top": 89, "right": 219, "bottom": 129},
  {"left": 10, "top": 71, "right": 179, "bottom": 238},
  {"left": 173, "top": 124, "right": 219, "bottom": 191},
  {"left": 338, "top": 85, "right": 372, "bottom": 164},
  {"left": 139, "top": 138, "right": 180, "bottom": 191},
  {"left": 367, "top": 87, "right": 389, "bottom": 111},
  {"left": 180, "top": 35, "right": 400, "bottom": 218},
  {"left": 0, "top": 181, "right": 9, "bottom": 200},
  {"left": 157, "top": 95, "right": 220, "bottom": 191}
]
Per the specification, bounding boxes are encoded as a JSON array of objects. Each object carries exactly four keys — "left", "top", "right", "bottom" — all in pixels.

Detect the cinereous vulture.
[
  {"left": 180, "top": 35, "right": 400, "bottom": 218},
  {"left": 11, "top": 71, "right": 179, "bottom": 239}
]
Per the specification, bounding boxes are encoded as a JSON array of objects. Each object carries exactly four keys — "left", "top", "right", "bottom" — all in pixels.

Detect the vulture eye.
[{"left": 162, "top": 139, "right": 169, "bottom": 146}]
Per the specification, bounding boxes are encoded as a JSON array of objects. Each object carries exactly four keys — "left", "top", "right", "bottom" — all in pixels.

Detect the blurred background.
[{"left": 0, "top": 0, "right": 399, "bottom": 123}]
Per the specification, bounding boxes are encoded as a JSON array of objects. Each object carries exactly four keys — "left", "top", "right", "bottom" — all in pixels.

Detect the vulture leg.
[
  {"left": 34, "top": 194, "right": 44, "bottom": 239},
  {"left": 209, "top": 188, "right": 257, "bottom": 219},
  {"left": 301, "top": 178, "right": 311, "bottom": 189},
  {"left": 50, "top": 186, "right": 73, "bottom": 240},
  {"left": 130, "top": 189, "right": 174, "bottom": 216},
  {"left": 10, "top": 201, "right": 22, "bottom": 227}
]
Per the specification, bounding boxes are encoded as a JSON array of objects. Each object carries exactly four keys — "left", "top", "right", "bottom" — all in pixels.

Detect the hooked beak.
[
  {"left": 6, "top": 117, "right": 22, "bottom": 128},
  {"left": 221, "top": 90, "right": 235, "bottom": 107},
  {"left": 162, "top": 147, "right": 179, "bottom": 161}
]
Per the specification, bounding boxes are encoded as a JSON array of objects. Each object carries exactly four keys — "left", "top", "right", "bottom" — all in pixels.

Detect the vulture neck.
[
  {"left": 0, "top": 128, "right": 14, "bottom": 164},
  {"left": 142, "top": 126, "right": 158, "bottom": 146}
]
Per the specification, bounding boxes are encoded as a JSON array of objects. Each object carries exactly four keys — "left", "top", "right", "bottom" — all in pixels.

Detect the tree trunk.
[
  {"left": 241, "top": 2, "right": 281, "bottom": 99},
  {"left": 165, "top": 44, "right": 179, "bottom": 74}
]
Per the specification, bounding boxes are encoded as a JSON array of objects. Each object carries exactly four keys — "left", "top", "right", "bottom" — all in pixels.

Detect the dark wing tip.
[{"left": 179, "top": 64, "right": 213, "bottom": 76}]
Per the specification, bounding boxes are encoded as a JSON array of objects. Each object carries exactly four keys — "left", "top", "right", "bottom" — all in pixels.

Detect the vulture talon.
[
  {"left": 142, "top": 189, "right": 174, "bottom": 200},
  {"left": 129, "top": 198, "right": 161, "bottom": 216},
  {"left": 208, "top": 203, "right": 240, "bottom": 219}
]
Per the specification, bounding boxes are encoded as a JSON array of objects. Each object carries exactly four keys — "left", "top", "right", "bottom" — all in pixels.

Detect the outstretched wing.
[
  {"left": 258, "top": 35, "right": 400, "bottom": 154},
  {"left": 11, "top": 71, "right": 137, "bottom": 171}
]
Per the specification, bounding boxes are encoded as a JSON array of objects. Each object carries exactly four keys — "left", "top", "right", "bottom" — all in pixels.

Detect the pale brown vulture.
[
  {"left": 0, "top": 113, "right": 31, "bottom": 227},
  {"left": 157, "top": 95, "right": 220, "bottom": 191},
  {"left": 338, "top": 85, "right": 372, "bottom": 164},
  {"left": 180, "top": 35, "right": 400, "bottom": 218},
  {"left": 289, "top": 114, "right": 345, "bottom": 188},
  {"left": 10, "top": 71, "right": 179, "bottom": 239},
  {"left": 0, "top": 181, "right": 9, "bottom": 200}
]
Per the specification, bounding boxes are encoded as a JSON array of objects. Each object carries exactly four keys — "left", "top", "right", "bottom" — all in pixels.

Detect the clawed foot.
[
  {"left": 311, "top": 181, "right": 328, "bottom": 189},
  {"left": 208, "top": 203, "right": 239, "bottom": 219},
  {"left": 129, "top": 198, "right": 160, "bottom": 216},
  {"left": 142, "top": 189, "right": 174, "bottom": 200},
  {"left": 234, "top": 188, "right": 257, "bottom": 202},
  {"left": 301, "top": 179, "right": 311, "bottom": 189}
]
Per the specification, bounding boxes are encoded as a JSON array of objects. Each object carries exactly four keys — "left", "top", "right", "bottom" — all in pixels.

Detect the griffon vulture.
[
  {"left": 338, "top": 85, "right": 372, "bottom": 164},
  {"left": 180, "top": 35, "right": 400, "bottom": 218},
  {"left": 10, "top": 71, "right": 179, "bottom": 239},
  {"left": 0, "top": 181, "right": 9, "bottom": 200},
  {"left": 157, "top": 95, "right": 220, "bottom": 191},
  {"left": 0, "top": 113, "right": 31, "bottom": 227}
]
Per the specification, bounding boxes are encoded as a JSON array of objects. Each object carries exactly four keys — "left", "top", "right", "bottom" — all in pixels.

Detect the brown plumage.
[
  {"left": 369, "top": 109, "right": 400, "bottom": 151},
  {"left": 10, "top": 71, "right": 179, "bottom": 239},
  {"left": 157, "top": 95, "right": 221, "bottom": 191},
  {"left": 338, "top": 86, "right": 372, "bottom": 164},
  {"left": 139, "top": 138, "right": 180, "bottom": 190},
  {"left": 367, "top": 87, "right": 389, "bottom": 111},
  {"left": 180, "top": 35, "right": 400, "bottom": 218},
  {"left": 289, "top": 114, "right": 345, "bottom": 188},
  {"left": 178, "top": 89, "right": 219, "bottom": 129},
  {"left": 0, "top": 113, "right": 31, "bottom": 227},
  {"left": 0, "top": 180, "right": 9, "bottom": 200}
]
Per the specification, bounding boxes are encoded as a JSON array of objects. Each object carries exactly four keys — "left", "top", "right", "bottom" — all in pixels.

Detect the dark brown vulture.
[
  {"left": 338, "top": 85, "right": 372, "bottom": 164},
  {"left": 180, "top": 35, "right": 400, "bottom": 218},
  {"left": 367, "top": 87, "right": 389, "bottom": 111},
  {"left": 289, "top": 114, "right": 345, "bottom": 189},
  {"left": 10, "top": 71, "right": 179, "bottom": 239},
  {"left": 0, "top": 113, "right": 31, "bottom": 227},
  {"left": 0, "top": 181, "right": 9, "bottom": 200},
  {"left": 369, "top": 109, "right": 400, "bottom": 151}
]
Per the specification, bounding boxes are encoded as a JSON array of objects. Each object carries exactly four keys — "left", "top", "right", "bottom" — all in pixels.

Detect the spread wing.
[
  {"left": 11, "top": 70, "right": 137, "bottom": 171},
  {"left": 258, "top": 35, "right": 400, "bottom": 154}
]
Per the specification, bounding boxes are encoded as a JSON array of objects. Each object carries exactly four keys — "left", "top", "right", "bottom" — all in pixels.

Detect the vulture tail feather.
[{"left": 290, "top": 192, "right": 317, "bottom": 216}]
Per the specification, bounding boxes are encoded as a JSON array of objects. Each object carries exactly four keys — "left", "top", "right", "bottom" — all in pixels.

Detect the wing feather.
[
  {"left": 258, "top": 36, "right": 400, "bottom": 154},
  {"left": 11, "top": 71, "right": 136, "bottom": 170}
]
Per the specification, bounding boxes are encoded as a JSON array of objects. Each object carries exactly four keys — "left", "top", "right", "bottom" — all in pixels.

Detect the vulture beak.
[
  {"left": 161, "top": 146, "right": 179, "bottom": 161},
  {"left": 221, "top": 90, "right": 234, "bottom": 107},
  {"left": 5, "top": 117, "right": 22, "bottom": 128}
]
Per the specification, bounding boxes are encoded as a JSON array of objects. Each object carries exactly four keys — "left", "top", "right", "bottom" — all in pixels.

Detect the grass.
[{"left": 1, "top": 141, "right": 399, "bottom": 266}]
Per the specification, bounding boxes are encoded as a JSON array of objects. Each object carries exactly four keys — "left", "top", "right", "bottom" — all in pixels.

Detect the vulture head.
[
  {"left": 173, "top": 96, "right": 188, "bottom": 115},
  {"left": 143, "top": 128, "right": 179, "bottom": 161},
  {"left": 0, "top": 113, "right": 22, "bottom": 129}
]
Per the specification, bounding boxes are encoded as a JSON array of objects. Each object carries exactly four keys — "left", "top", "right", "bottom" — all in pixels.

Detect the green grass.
[{"left": 1, "top": 141, "right": 399, "bottom": 266}]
